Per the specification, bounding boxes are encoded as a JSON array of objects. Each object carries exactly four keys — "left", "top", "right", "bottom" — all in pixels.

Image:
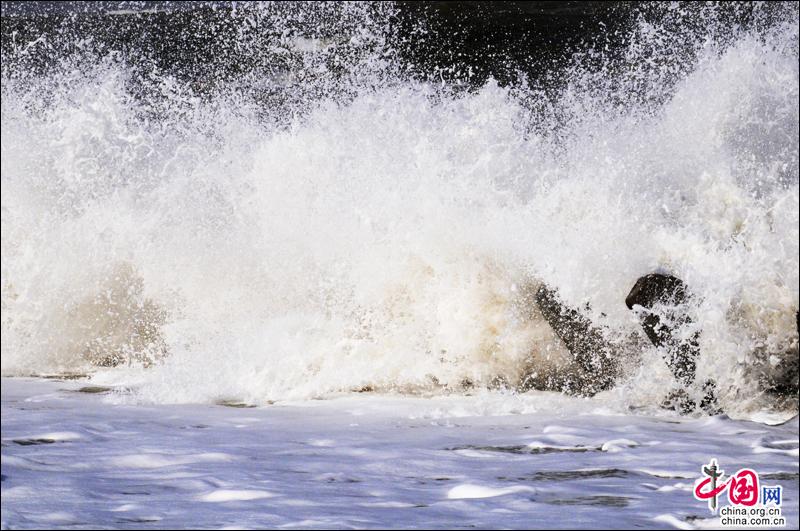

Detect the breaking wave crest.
[{"left": 1, "top": 2, "right": 798, "bottom": 415}]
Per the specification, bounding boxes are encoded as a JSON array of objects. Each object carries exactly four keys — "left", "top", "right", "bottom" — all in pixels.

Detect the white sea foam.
[
  {"left": 1, "top": 2, "right": 797, "bottom": 417},
  {"left": 199, "top": 490, "right": 276, "bottom": 502},
  {"left": 447, "top": 484, "right": 535, "bottom": 499}
]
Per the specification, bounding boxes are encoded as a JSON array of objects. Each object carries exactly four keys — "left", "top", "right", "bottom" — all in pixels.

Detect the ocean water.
[
  {"left": 1, "top": 1, "right": 798, "bottom": 527},
  {"left": 2, "top": 377, "right": 798, "bottom": 529}
]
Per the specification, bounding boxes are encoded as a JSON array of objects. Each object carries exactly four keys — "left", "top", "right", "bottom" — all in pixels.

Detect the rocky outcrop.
[
  {"left": 529, "top": 285, "right": 620, "bottom": 396},
  {"left": 625, "top": 273, "right": 699, "bottom": 386},
  {"left": 523, "top": 272, "right": 795, "bottom": 415},
  {"left": 625, "top": 273, "right": 724, "bottom": 415},
  {"left": 756, "top": 311, "right": 799, "bottom": 401}
]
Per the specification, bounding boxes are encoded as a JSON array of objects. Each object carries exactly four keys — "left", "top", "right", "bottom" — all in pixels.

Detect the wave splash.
[{"left": 1, "top": 2, "right": 798, "bottom": 414}]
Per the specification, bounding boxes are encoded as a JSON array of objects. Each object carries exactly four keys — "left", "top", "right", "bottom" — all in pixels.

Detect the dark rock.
[
  {"left": 215, "top": 400, "right": 256, "bottom": 408},
  {"left": 660, "top": 388, "right": 695, "bottom": 414},
  {"left": 625, "top": 273, "right": 689, "bottom": 310},
  {"left": 764, "top": 312, "right": 799, "bottom": 398},
  {"left": 13, "top": 438, "right": 57, "bottom": 446},
  {"left": 698, "top": 380, "right": 722, "bottom": 415},
  {"left": 76, "top": 386, "right": 112, "bottom": 394},
  {"left": 533, "top": 284, "right": 619, "bottom": 396},
  {"left": 625, "top": 273, "right": 699, "bottom": 386},
  {"left": 448, "top": 444, "right": 598, "bottom": 455},
  {"left": 543, "top": 495, "right": 631, "bottom": 508},
  {"left": 660, "top": 380, "right": 720, "bottom": 415}
]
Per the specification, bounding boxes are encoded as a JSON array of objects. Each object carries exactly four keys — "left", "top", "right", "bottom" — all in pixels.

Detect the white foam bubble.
[
  {"left": 447, "top": 484, "right": 535, "bottom": 499},
  {"left": 199, "top": 489, "right": 276, "bottom": 502}
]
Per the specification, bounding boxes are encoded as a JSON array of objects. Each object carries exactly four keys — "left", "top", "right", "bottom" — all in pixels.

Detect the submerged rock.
[
  {"left": 215, "top": 400, "right": 257, "bottom": 408},
  {"left": 625, "top": 273, "right": 729, "bottom": 415},
  {"left": 530, "top": 285, "right": 620, "bottom": 396},
  {"left": 76, "top": 386, "right": 112, "bottom": 394},
  {"left": 625, "top": 273, "right": 699, "bottom": 386},
  {"left": 757, "top": 311, "right": 799, "bottom": 400},
  {"left": 520, "top": 273, "right": 794, "bottom": 415},
  {"left": 660, "top": 380, "right": 721, "bottom": 416}
]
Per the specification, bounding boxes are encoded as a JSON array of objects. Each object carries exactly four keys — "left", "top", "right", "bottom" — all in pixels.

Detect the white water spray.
[{"left": 1, "top": 2, "right": 797, "bottom": 415}]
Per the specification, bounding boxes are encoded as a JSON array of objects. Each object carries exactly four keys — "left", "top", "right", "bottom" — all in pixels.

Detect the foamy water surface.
[{"left": 2, "top": 378, "right": 798, "bottom": 529}]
